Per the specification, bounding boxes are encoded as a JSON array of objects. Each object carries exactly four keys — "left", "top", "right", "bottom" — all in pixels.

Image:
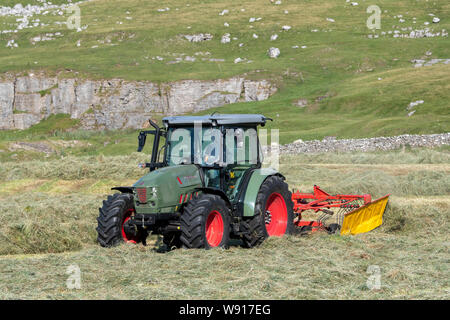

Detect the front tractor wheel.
[
  {"left": 180, "top": 194, "right": 230, "bottom": 249},
  {"left": 241, "top": 175, "right": 294, "bottom": 248},
  {"left": 96, "top": 193, "right": 142, "bottom": 247}
]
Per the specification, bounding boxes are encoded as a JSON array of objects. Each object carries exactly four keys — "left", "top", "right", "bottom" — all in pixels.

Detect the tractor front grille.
[{"left": 136, "top": 188, "right": 147, "bottom": 203}]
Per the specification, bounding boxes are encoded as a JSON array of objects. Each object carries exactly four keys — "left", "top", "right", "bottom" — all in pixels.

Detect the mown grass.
[
  {"left": 0, "top": 232, "right": 448, "bottom": 299},
  {"left": 0, "top": 148, "right": 448, "bottom": 299}
]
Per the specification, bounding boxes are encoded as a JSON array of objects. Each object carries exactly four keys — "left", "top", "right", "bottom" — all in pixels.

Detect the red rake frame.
[{"left": 292, "top": 185, "right": 372, "bottom": 232}]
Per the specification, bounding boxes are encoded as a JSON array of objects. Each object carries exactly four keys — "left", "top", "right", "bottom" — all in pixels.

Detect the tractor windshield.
[{"left": 166, "top": 126, "right": 208, "bottom": 166}]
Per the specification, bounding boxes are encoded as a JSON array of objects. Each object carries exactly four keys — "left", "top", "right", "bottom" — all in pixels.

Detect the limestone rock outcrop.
[{"left": 0, "top": 74, "right": 277, "bottom": 130}]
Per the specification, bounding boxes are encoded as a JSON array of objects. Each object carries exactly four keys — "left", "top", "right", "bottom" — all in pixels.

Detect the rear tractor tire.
[
  {"left": 96, "top": 193, "right": 142, "bottom": 247},
  {"left": 241, "top": 175, "right": 294, "bottom": 248},
  {"left": 180, "top": 194, "right": 231, "bottom": 249}
]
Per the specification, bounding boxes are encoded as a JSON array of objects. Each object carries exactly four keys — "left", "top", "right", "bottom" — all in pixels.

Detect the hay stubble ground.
[{"left": 0, "top": 148, "right": 448, "bottom": 299}]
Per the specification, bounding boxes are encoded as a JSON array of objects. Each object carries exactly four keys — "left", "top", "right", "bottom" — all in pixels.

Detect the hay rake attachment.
[{"left": 291, "top": 185, "right": 389, "bottom": 235}]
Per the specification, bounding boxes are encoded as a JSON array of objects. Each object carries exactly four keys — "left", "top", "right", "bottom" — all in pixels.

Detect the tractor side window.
[
  {"left": 167, "top": 128, "right": 192, "bottom": 166},
  {"left": 200, "top": 128, "right": 222, "bottom": 166},
  {"left": 224, "top": 127, "right": 258, "bottom": 166}
]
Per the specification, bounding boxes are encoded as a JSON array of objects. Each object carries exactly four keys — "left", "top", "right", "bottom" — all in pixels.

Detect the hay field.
[{"left": 0, "top": 147, "right": 448, "bottom": 299}]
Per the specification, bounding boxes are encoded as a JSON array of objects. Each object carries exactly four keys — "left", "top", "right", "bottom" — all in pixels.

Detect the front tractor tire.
[
  {"left": 180, "top": 194, "right": 231, "bottom": 249},
  {"left": 241, "top": 175, "right": 294, "bottom": 248},
  {"left": 96, "top": 193, "right": 142, "bottom": 247}
]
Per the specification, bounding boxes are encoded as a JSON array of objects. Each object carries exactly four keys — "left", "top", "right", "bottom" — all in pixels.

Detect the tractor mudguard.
[
  {"left": 242, "top": 168, "right": 285, "bottom": 217},
  {"left": 112, "top": 186, "right": 133, "bottom": 193},
  {"left": 195, "top": 187, "right": 231, "bottom": 207}
]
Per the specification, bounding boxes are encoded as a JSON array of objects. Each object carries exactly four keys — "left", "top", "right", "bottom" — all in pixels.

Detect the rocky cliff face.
[{"left": 0, "top": 74, "right": 277, "bottom": 130}]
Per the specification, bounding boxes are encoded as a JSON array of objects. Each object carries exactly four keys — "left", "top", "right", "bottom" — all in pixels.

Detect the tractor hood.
[{"left": 132, "top": 164, "right": 203, "bottom": 214}]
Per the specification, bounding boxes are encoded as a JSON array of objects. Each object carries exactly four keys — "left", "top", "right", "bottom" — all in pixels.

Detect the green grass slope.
[{"left": 0, "top": 0, "right": 449, "bottom": 145}]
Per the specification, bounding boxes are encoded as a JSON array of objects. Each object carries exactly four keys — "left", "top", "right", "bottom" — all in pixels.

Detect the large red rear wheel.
[
  {"left": 265, "top": 193, "right": 288, "bottom": 236},
  {"left": 241, "top": 176, "right": 294, "bottom": 248}
]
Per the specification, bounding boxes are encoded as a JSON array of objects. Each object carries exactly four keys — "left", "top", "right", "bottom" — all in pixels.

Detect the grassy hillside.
[
  {"left": 0, "top": 148, "right": 448, "bottom": 299},
  {"left": 0, "top": 0, "right": 449, "bottom": 143}
]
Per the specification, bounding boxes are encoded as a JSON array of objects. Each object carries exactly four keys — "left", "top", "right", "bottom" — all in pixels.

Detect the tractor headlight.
[{"left": 149, "top": 187, "right": 158, "bottom": 198}]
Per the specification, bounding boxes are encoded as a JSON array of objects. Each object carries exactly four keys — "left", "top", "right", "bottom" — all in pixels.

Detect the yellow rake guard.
[{"left": 340, "top": 195, "right": 390, "bottom": 235}]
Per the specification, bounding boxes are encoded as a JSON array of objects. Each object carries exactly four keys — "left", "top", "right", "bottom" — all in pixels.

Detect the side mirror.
[{"left": 137, "top": 131, "right": 147, "bottom": 152}]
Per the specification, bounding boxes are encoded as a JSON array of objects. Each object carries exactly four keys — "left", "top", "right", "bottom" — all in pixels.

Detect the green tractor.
[{"left": 96, "top": 114, "right": 294, "bottom": 249}]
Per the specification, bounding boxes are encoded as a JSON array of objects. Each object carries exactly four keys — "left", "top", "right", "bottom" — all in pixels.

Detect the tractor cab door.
[
  {"left": 197, "top": 127, "right": 222, "bottom": 189},
  {"left": 223, "top": 125, "right": 260, "bottom": 201},
  {"left": 201, "top": 125, "right": 261, "bottom": 195}
]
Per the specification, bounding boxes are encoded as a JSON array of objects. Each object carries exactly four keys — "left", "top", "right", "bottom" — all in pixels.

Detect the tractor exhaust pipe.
[
  {"left": 148, "top": 119, "right": 160, "bottom": 166},
  {"left": 137, "top": 119, "right": 164, "bottom": 171}
]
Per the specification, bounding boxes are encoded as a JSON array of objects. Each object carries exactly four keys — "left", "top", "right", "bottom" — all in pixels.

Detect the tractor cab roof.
[{"left": 162, "top": 114, "right": 270, "bottom": 126}]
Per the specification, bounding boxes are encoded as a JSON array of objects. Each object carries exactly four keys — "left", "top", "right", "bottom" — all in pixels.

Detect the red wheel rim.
[
  {"left": 265, "top": 193, "right": 288, "bottom": 236},
  {"left": 205, "top": 210, "right": 224, "bottom": 247},
  {"left": 121, "top": 209, "right": 138, "bottom": 244}
]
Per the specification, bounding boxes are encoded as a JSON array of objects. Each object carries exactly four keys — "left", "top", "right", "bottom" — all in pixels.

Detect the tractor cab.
[{"left": 162, "top": 114, "right": 267, "bottom": 199}]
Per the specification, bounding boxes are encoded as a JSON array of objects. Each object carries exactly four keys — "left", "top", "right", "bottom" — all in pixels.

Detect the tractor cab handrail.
[{"left": 137, "top": 119, "right": 167, "bottom": 171}]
